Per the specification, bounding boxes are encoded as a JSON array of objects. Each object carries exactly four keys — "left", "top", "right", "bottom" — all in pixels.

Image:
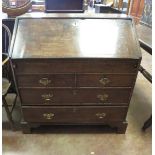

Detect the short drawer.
[
  {"left": 77, "top": 74, "right": 136, "bottom": 87},
  {"left": 22, "top": 106, "right": 128, "bottom": 123},
  {"left": 13, "top": 59, "right": 139, "bottom": 74},
  {"left": 20, "top": 88, "right": 131, "bottom": 105},
  {"left": 17, "top": 74, "right": 75, "bottom": 87}
]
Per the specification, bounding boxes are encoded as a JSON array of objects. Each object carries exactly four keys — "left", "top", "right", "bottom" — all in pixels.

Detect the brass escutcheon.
[
  {"left": 73, "top": 90, "right": 78, "bottom": 95},
  {"left": 39, "top": 78, "right": 51, "bottom": 86},
  {"left": 43, "top": 113, "right": 54, "bottom": 120},
  {"left": 41, "top": 93, "right": 53, "bottom": 101},
  {"left": 96, "top": 113, "right": 106, "bottom": 119},
  {"left": 99, "top": 77, "right": 110, "bottom": 86},
  {"left": 97, "top": 94, "right": 109, "bottom": 102}
]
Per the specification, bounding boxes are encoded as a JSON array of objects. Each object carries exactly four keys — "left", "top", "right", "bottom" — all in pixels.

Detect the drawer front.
[
  {"left": 13, "top": 59, "right": 139, "bottom": 74},
  {"left": 22, "top": 106, "right": 128, "bottom": 123},
  {"left": 17, "top": 74, "right": 75, "bottom": 87},
  {"left": 20, "top": 88, "right": 131, "bottom": 105},
  {"left": 77, "top": 74, "right": 136, "bottom": 87}
]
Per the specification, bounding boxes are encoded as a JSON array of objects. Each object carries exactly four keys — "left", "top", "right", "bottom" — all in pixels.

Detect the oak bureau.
[{"left": 10, "top": 13, "right": 141, "bottom": 133}]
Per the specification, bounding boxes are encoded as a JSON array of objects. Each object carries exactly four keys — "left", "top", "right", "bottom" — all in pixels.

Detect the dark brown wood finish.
[
  {"left": 10, "top": 14, "right": 141, "bottom": 133},
  {"left": 20, "top": 88, "right": 131, "bottom": 105},
  {"left": 10, "top": 15, "right": 141, "bottom": 59},
  {"left": 77, "top": 74, "right": 136, "bottom": 87},
  {"left": 13, "top": 59, "right": 139, "bottom": 74},
  {"left": 22, "top": 106, "right": 128, "bottom": 123},
  {"left": 17, "top": 73, "right": 136, "bottom": 88},
  {"left": 17, "top": 74, "right": 75, "bottom": 87}
]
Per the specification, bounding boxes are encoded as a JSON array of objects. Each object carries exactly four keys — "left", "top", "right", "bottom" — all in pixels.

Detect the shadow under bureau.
[{"left": 10, "top": 13, "right": 141, "bottom": 133}]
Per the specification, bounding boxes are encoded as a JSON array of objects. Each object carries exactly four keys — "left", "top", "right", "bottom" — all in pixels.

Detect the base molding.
[{"left": 21, "top": 121, "right": 128, "bottom": 134}]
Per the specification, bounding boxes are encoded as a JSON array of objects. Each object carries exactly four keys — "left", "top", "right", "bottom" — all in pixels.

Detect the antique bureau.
[{"left": 10, "top": 14, "right": 141, "bottom": 133}]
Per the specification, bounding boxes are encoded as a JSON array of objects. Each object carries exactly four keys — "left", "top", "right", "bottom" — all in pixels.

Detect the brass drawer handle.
[
  {"left": 96, "top": 113, "right": 106, "bottom": 119},
  {"left": 41, "top": 94, "right": 53, "bottom": 101},
  {"left": 97, "top": 94, "right": 108, "bottom": 102},
  {"left": 39, "top": 78, "right": 51, "bottom": 86},
  {"left": 99, "top": 77, "right": 110, "bottom": 86},
  {"left": 43, "top": 113, "right": 54, "bottom": 120}
]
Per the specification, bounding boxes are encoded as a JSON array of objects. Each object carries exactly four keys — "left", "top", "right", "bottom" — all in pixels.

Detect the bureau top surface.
[{"left": 10, "top": 14, "right": 141, "bottom": 59}]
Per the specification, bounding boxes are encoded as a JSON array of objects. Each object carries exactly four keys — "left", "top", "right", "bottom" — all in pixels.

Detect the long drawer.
[
  {"left": 17, "top": 73, "right": 135, "bottom": 88},
  {"left": 13, "top": 59, "right": 139, "bottom": 74},
  {"left": 22, "top": 106, "right": 128, "bottom": 123},
  {"left": 19, "top": 88, "right": 131, "bottom": 105}
]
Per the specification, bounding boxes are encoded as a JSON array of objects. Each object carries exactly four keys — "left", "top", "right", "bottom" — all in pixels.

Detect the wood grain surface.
[{"left": 11, "top": 17, "right": 141, "bottom": 59}]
